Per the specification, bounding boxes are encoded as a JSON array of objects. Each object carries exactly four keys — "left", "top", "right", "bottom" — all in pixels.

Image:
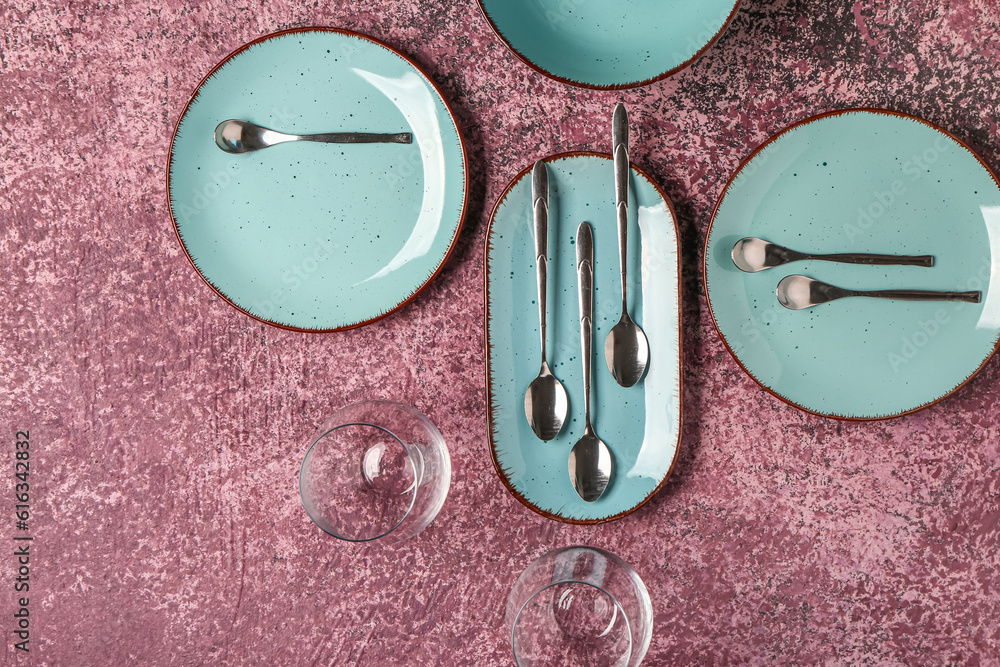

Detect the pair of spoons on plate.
[
  {"left": 731, "top": 237, "right": 981, "bottom": 308},
  {"left": 524, "top": 104, "right": 646, "bottom": 503}
]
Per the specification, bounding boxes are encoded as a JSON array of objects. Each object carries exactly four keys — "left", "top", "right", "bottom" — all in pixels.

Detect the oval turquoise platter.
[
  {"left": 167, "top": 28, "right": 468, "bottom": 332},
  {"left": 486, "top": 152, "right": 682, "bottom": 524},
  {"left": 478, "top": 0, "right": 742, "bottom": 90},
  {"left": 704, "top": 108, "right": 1000, "bottom": 420}
]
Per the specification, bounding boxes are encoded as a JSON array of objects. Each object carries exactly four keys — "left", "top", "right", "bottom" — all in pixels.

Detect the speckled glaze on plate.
[
  {"left": 477, "top": 0, "right": 742, "bottom": 90},
  {"left": 167, "top": 28, "right": 468, "bottom": 332},
  {"left": 486, "top": 153, "right": 682, "bottom": 524},
  {"left": 705, "top": 108, "right": 1000, "bottom": 420}
]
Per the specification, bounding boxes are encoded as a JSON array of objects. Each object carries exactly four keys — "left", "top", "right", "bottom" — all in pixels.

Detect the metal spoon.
[
  {"left": 214, "top": 119, "right": 412, "bottom": 154},
  {"left": 776, "top": 274, "right": 981, "bottom": 310},
  {"left": 604, "top": 103, "right": 650, "bottom": 387},
  {"left": 733, "top": 237, "right": 934, "bottom": 273},
  {"left": 570, "top": 222, "right": 613, "bottom": 503},
  {"left": 524, "top": 161, "right": 569, "bottom": 441}
]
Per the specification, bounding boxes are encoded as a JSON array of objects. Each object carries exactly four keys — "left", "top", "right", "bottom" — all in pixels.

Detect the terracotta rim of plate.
[
  {"left": 483, "top": 151, "right": 684, "bottom": 524},
  {"left": 476, "top": 0, "right": 743, "bottom": 91},
  {"left": 702, "top": 107, "right": 1000, "bottom": 421},
  {"left": 166, "top": 26, "right": 470, "bottom": 333}
]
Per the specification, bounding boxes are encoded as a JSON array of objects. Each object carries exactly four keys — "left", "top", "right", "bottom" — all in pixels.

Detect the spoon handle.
[
  {"left": 612, "top": 103, "right": 630, "bottom": 310},
  {"left": 811, "top": 252, "right": 934, "bottom": 267},
  {"left": 577, "top": 222, "right": 595, "bottom": 425},
  {"left": 532, "top": 162, "right": 550, "bottom": 362},
  {"left": 299, "top": 132, "right": 412, "bottom": 144},
  {"left": 852, "top": 288, "right": 981, "bottom": 303}
]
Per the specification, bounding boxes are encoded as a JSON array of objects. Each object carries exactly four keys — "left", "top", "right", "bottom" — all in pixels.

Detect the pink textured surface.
[{"left": 3, "top": 0, "right": 1000, "bottom": 664}]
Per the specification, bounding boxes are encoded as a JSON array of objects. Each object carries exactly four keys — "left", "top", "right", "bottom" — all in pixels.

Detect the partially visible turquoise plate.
[
  {"left": 486, "top": 153, "right": 682, "bottom": 524},
  {"left": 168, "top": 28, "right": 467, "bottom": 331},
  {"left": 705, "top": 109, "right": 1000, "bottom": 420},
  {"left": 478, "top": 0, "right": 742, "bottom": 89}
]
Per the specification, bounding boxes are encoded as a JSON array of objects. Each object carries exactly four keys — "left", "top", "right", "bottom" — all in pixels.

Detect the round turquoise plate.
[
  {"left": 486, "top": 153, "right": 682, "bottom": 523},
  {"left": 168, "top": 28, "right": 468, "bottom": 331},
  {"left": 478, "top": 0, "right": 742, "bottom": 89},
  {"left": 705, "top": 109, "right": 1000, "bottom": 420}
]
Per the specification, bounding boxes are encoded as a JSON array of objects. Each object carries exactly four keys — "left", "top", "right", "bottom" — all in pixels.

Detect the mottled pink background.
[{"left": 3, "top": 0, "right": 1000, "bottom": 664}]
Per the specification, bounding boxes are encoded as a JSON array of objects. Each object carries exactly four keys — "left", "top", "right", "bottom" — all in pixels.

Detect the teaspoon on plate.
[
  {"left": 569, "top": 221, "right": 613, "bottom": 503},
  {"left": 776, "top": 274, "right": 981, "bottom": 310},
  {"left": 733, "top": 237, "right": 934, "bottom": 273},
  {"left": 214, "top": 119, "right": 412, "bottom": 154},
  {"left": 605, "top": 103, "right": 649, "bottom": 388},
  {"left": 524, "top": 161, "right": 569, "bottom": 441}
]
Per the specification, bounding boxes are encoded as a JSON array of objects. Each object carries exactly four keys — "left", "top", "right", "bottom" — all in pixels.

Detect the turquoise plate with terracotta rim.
[
  {"left": 478, "top": 0, "right": 742, "bottom": 90},
  {"left": 167, "top": 28, "right": 468, "bottom": 332},
  {"left": 704, "top": 108, "right": 1000, "bottom": 420},
  {"left": 486, "top": 152, "right": 682, "bottom": 524}
]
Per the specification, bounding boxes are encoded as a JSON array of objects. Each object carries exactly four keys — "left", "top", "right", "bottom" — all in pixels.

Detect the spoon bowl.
[
  {"left": 214, "top": 119, "right": 412, "bottom": 154},
  {"left": 732, "top": 237, "right": 782, "bottom": 273},
  {"left": 569, "top": 428, "right": 613, "bottom": 503},
  {"left": 605, "top": 315, "right": 649, "bottom": 388},
  {"left": 525, "top": 364, "right": 569, "bottom": 442}
]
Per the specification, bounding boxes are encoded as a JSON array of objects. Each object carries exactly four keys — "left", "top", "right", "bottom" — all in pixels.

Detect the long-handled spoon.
[
  {"left": 733, "top": 237, "right": 934, "bottom": 273},
  {"left": 570, "top": 222, "right": 613, "bottom": 502},
  {"left": 777, "top": 274, "right": 981, "bottom": 310},
  {"left": 214, "top": 119, "right": 412, "bottom": 154},
  {"left": 524, "top": 161, "right": 569, "bottom": 441},
  {"left": 604, "top": 103, "right": 649, "bottom": 387}
]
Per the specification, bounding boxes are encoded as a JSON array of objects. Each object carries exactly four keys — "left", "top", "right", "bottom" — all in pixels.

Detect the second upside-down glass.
[{"left": 506, "top": 546, "right": 653, "bottom": 667}]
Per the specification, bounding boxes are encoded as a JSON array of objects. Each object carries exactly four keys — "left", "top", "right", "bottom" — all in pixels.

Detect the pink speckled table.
[{"left": 3, "top": 1, "right": 1000, "bottom": 664}]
